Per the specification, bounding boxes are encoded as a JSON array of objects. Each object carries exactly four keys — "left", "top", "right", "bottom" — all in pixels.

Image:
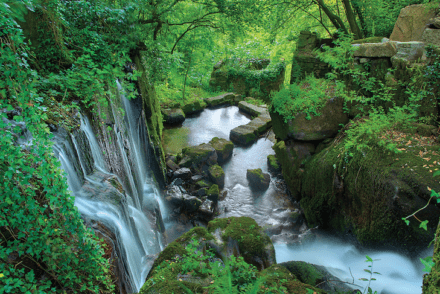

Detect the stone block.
[{"left": 352, "top": 42, "right": 397, "bottom": 57}]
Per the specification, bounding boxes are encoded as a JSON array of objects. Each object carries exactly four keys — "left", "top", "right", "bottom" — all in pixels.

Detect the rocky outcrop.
[
  {"left": 270, "top": 97, "right": 348, "bottom": 141},
  {"left": 246, "top": 168, "right": 270, "bottom": 191},
  {"left": 390, "top": 4, "right": 439, "bottom": 42},
  {"left": 300, "top": 130, "right": 440, "bottom": 250},
  {"left": 140, "top": 217, "right": 325, "bottom": 294}
]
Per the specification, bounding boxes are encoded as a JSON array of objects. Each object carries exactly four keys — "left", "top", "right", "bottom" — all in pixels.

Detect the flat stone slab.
[
  {"left": 229, "top": 112, "right": 272, "bottom": 146},
  {"left": 204, "top": 93, "right": 235, "bottom": 107},
  {"left": 352, "top": 42, "right": 397, "bottom": 57},
  {"left": 238, "top": 101, "right": 267, "bottom": 116}
]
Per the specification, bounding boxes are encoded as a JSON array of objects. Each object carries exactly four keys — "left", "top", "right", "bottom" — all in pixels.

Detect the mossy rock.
[
  {"left": 204, "top": 93, "right": 235, "bottom": 107},
  {"left": 207, "top": 216, "right": 276, "bottom": 270},
  {"left": 182, "top": 100, "right": 207, "bottom": 116},
  {"left": 422, "top": 220, "right": 440, "bottom": 293},
  {"left": 179, "top": 143, "right": 218, "bottom": 169},
  {"left": 195, "top": 179, "right": 212, "bottom": 189},
  {"left": 351, "top": 36, "right": 386, "bottom": 44},
  {"left": 246, "top": 168, "right": 270, "bottom": 191},
  {"left": 208, "top": 164, "right": 225, "bottom": 189},
  {"left": 267, "top": 154, "right": 281, "bottom": 174},
  {"left": 207, "top": 184, "right": 219, "bottom": 202},
  {"left": 209, "top": 137, "right": 234, "bottom": 163},
  {"left": 258, "top": 265, "right": 326, "bottom": 294},
  {"left": 229, "top": 125, "right": 257, "bottom": 146},
  {"left": 162, "top": 108, "right": 186, "bottom": 124},
  {"left": 300, "top": 131, "right": 440, "bottom": 249}
]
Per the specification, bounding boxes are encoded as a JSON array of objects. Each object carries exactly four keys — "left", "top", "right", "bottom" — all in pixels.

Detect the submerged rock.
[{"left": 246, "top": 168, "right": 270, "bottom": 191}]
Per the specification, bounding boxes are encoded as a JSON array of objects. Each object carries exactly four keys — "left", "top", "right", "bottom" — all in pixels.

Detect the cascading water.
[
  {"left": 52, "top": 82, "right": 167, "bottom": 293},
  {"left": 180, "top": 105, "right": 433, "bottom": 294}
]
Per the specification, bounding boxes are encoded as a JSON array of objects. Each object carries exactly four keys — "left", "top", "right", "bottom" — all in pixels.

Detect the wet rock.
[
  {"left": 246, "top": 168, "right": 270, "bottom": 191},
  {"left": 165, "top": 185, "right": 184, "bottom": 206},
  {"left": 279, "top": 261, "right": 358, "bottom": 293},
  {"left": 196, "top": 188, "right": 207, "bottom": 197},
  {"left": 208, "top": 164, "right": 225, "bottom": 189},
  {"left": 166, "top": 159, "right": 179, "bottom": 172},
  {"left": 271, "top": 96, "right": 348, "bottom": 141},
  {"left": 179, "top": 143, "right": 217, "bottom": 169},
  {"left": 191, "top": 174, "right": 204, "bottom": 183},
  {"left": 204, "top": 93, "right": 235, "bottom": 107},
  {"left": 230, "top": 125, "right": 257, "bottom": 146},
  {"left": 209, "top": 137, "right": 234, "bottom": 163},
  {"left": 238, "top": 101, "right": 267, "bottom": 116},
  {"left": 162, "top": 108, "right": 185, "bottom": 124},
  {"left": 267, "top": 154, "right": 281, "bottom": 174},
  {"left": 198, "top": 200, "right": 214, "bottom": 216},
  {"left": 173, "top": 167, "right": 192, "bottom": 180},
  {"left": 182, "top": 100, "right": 206, "bottom": 115},
  {"left": 171, "top": 178, "right": 183, "bottom": 186},
  {"left": 207, "top": 184, "right": 219, "bottom": 203},
  {"left": 183, "top": 195, "right": 202, "bottom": 213},
  {"left": 195, "top": 179, "right": 212, "bottom": 189}
]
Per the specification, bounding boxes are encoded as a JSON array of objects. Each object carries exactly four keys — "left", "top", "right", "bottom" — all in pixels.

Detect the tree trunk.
[
  {"left": 341, "top": 0, "right": 363, "bottom": 39},
  {"left": 182, "top": 52, "right": 193, "bottom": 101},
  {"left": 351, "top": 0, "right": 369, "bottom": 38},
  {"left": 315, "top": 0, "right": 348, "bottom": 36}
]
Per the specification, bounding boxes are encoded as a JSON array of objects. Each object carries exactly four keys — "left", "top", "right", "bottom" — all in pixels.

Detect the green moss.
[
  {"left": 207, "top": 184, "right": 219, "bottom": 197},
  {"left": 207, "top": 217, "right": 271, "bottom": 259},
  {"left": 351, "top": 37, "right": 385, "bottom": 44},
  {"left": 300, "top": 132, "right": 440, "bottom": 248},
  {"left": 162, "top": 127, "right": 190, "bottom": 154},
  {"left": 272, "top": 141, "right": 302, "bottom": 198},
  {"left": 247, "top": 168, "right": 265, "bottom": 180},
  {"left": 423, "top": 221, "right": 440, "bottom": 293},
  {"left": 267, "top": 154, "right": 280, "bottom": 171},
  {"left": 209, "top": 137, "right": 233, "bottom": 155},
  {"left": 181, "top": 100, "right": 207, "bottom": 115},
  {"left": 140, "top": 280, "right": 205, "bottom": 294},
  {"left": 258, "top": 265, "right": 325, "bottom": 294},
  {"left": 195, "top": 179, "right": 212, "bottom": 189},
  {"left": 208, "top": 164, "right": 224, "bottom": 180}
]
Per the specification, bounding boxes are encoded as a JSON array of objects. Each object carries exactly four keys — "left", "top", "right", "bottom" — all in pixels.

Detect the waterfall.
[{"left": 52, "top": 82, "right": 166, "bottom": 293}]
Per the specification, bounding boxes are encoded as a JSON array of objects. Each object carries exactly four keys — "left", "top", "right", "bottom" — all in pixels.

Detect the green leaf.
[
  {"left": 419, "top": 220, "right": 429, "bottom": 231},
  {"left": 365, "top": 255, "right": 373, "bottom": 262},
  {"left": 420, "top": 256, "right": 434, "bottom": 273}
]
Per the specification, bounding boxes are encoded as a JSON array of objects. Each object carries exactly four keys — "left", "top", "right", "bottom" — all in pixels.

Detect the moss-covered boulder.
[
  {"left": 207, "top": 217, "right": 276, "bottom": 270},
  {"left": 179, "top": 143, "right": 217, "bottom": 170},
  {"left": 141, "top": 217, "right": 295, "bottom": 294},
  {"left": 279, "top": 261, "right": 357, "bottom": 293},
  {"left": 195, "top": 179, "right": 212, "bottom": 189},
  {"left": 204, "top": 93, "right": 235, "bottom": 107},
  {"left": 207, "top": 184, "right": 219, "bottom": 203},
  {"left": 300, "top": 131, "right": 440, "bottom": 250},
  {"left": 422, "top": 220, "right": 440, "bottom": 293},
  {"left": 246, "top": 168, "right": 270, "bottom": 191},
  {"left": 182, "top": 100, "right": 207, "bottom": 116},
  {"left": 270, "top": 97, "right": 348, "bottom": 141},
  {"left": 229, "top": 125, "right": 257, "bottom": 146},
  {"left": 267, "top": 154, "right": 281, "bottom": 174},
  {"left": 183, "top": 195, "right": 202, "bottom": 213},
  {"left": 208, "top": 164, "right": 225, "bottom": 189},
  {"left": 162, "top": 108, "right": 185, "bottom": 124},
  {"left": 209, "top": 137, "right": 234, "bottom": 163}
]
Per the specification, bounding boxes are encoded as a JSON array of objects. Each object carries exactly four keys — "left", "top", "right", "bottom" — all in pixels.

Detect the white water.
[
  {"left": 182, "top": 106, "right": 433, "bottom": 294},
  {"left": 53, "top": 83, "right": 166, "bottom": 293},
  {"left": 274, "top": 235, "right": 433, "bottom": 294}
]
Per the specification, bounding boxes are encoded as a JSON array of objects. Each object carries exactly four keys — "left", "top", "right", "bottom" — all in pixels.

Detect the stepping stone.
[
  {"left": 230, "top": 125, "right": 258, "bottom": 146},
  {"left": 238, "top": 101, "right": 267, "bottom": 116},
  {"left": 204, "top": 93, "right": 235, "bottom": 107}
]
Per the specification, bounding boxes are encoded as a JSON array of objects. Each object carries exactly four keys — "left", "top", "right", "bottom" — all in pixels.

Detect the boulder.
[
  {"left": 181, "top": 100, "right": 206, "bottom": 115},
  {"left": 198, "top": 200, "right": 214, "bottom": 216},
  {"left": 279, "top": 261, "right": 359, "bottom": 293},
  {"left": 208, "top": 164, "right": 225, "bottom": 189},
  {"left": 267, "top": 154, "right": 281, "bottom": 174},
  {"left": 204, "top": 93, "right": 235, "bottom": 107},
  {"left": 194, "top": 179, "right": 212, "bottom": 189},
  {"left": 179, "top": 143, "right": 217, "bottom": 169},
  {"left": 207, "top": 184, "right": 219, "bottom": 203},
  {"left": 390, "top": 3, "right": 439, "bottom": 42},
  {"left": 162, "top": 108, "right": 185, "bottom": 124},
  {"left": 270, "top": 97, "right": 348, "bottom": 141},
  {"left": 230, "top": 125, "right": 257, "bottom": 146},
  {"left": 196, "top": 188, "right": 207, "bottom": 197},
  {"left": 165, "top": 185, "right": 184, "bottom": 206},
  {"left": 141, "top": 218, "right": 318, "bottom": 294},
  {"left": 172, "top": 167, "right": 192, "bottom": 180},
  {"left": 238, "top": 101, "right": 267, "bottom": 116},
  {"left": 352, "top": 42, "right": 397, "bottom": 58},
  {"left": 182, "top": 195, "right": 202, "bottom": 213},
  {"left": 391, "top": 41, "right": 425, "bottom": 67},
  {"left": 422, "top": 28, "right": 440, "bottom": 47},
  {"left": 246, "top": 168, "right": 270, "bottom": 191},
  {"left": 209, "top": 137, "right": 234, "bottom": 163}
]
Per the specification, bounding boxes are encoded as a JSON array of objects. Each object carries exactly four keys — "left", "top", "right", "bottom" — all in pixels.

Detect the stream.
[{"left": 180, "top": 105, "right": 434, "bottom": 294}]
